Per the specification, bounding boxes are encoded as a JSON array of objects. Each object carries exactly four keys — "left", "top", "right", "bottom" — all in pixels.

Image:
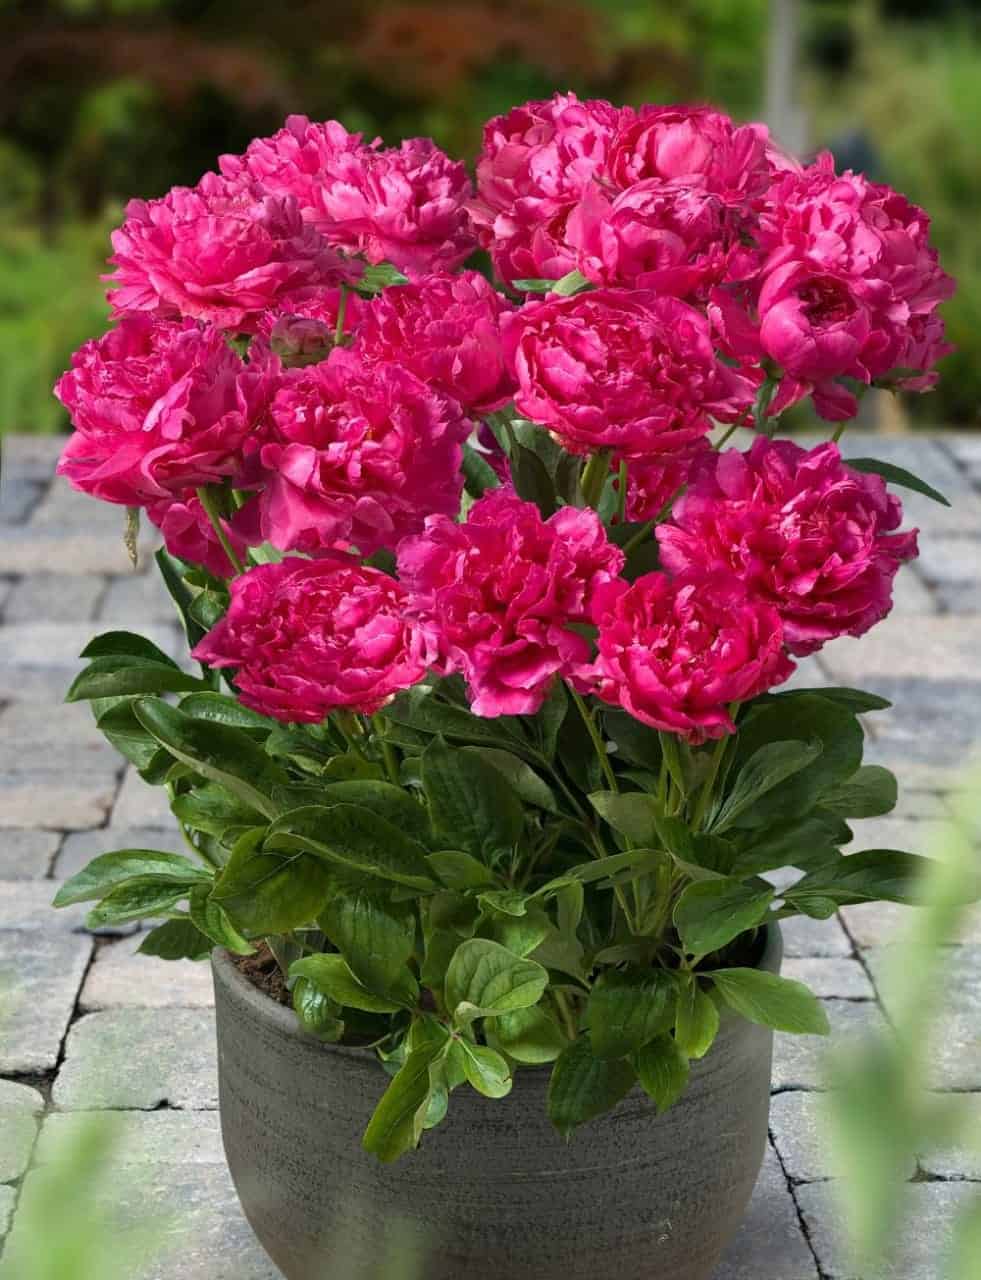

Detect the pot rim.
[{"left": 211, "top": 922, "right": 783, "bottom": 1064}]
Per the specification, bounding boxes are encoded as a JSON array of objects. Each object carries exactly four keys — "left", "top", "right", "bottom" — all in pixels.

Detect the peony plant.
[{"left": 53, "top": 97, "right": 959, "bottom": 1161}]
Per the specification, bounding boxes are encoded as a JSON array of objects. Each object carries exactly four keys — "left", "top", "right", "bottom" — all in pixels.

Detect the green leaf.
[
  {"left": 728, "top": 813, "right": 849, "bottom": 878},
  {"left": 547, "top": 1035, "right": 637, "bottom": 1138},
  {"left": 785, "top": 849, "right": 936, "bottom": 909},
  {"left": 603, "top": 708, "right": 663, "bottom": 771},
  {"left": 212, "top": 828, "right": 332, "bottom": 934},
  {"left": 511, "top": 277, "right": 559, "bottom": 292},
  {"left": 488, "top": 1004, "right": 569, "bottom": 1064},
  {"left": 321, "top": 889, "right": 417, "bottom": 997},
  {"left": 589, "top": 791, "right": 658, "bottom": 844},
  {"left": 551, "top": 268, "right": 590, "bottom": 296},
  {"left": 67, "top": 655, "right": 208, "bottom": 702},
  {"left": 289, "top": 954, "right": 415, "bottom": 1013},
  {"left": 92, "top": 700, "right": 162, "bottom": 772},
  {"left": 463, "top": 748, "right": 559, "bottom": 813},
  {"left": 444, "top": 938, "right": 548, "bottom": 1024},
  {"left": 674, "top": 977, "right": 720, "bottom": 1059},
  {"left": 188, "top": 884, "right": 254, "bottom": 955},
  {"left": 711, "top": 740, "right": 824, "bottom": 832},
  {"left": 384, "top": 687, "right": 529, "bottom": 755},
  {"left": 509, "top": 442, "right": 556, "bottom": 517},
  {"left": 177, "top": 692, "right": 274, "bottom": 733},
  {"left": 458, "top": 1040, "right": 513, "bottom": 1098},
  {"left": 710, "top": 968, "right": 830, "bottom": 1035},
  {"left": 138, "top": 916, "right": 212, "bottom": 961},
  {"left": 422, "top": 737, "right": 524, "bottom": 862},
  {"left": 319, "top": 781, "right": 433, "bottom": 845},
  {"left": 355, "top": 262, "right": 409, "bottom": 293},
  {"left": 844, "top": 457, "right": 951, "bottom": 506},
  {"left": 426, "top": 850, "right": 496, "bottom": 891},
  {"left": 534, "top": 680, "right": 568, "bottom": 761},
  {"left": 768, "top": 686, "right": 892, "bottom": 714},
  {"left": 134, "top": 698, "right": 286, "bottom": 818},
  {"left": 633, "top": 1035, "right": 690, "bottom": 1112},
  {"left": 292, "top": 977, "right": 344, "bottom": 1042},
  {"left": 819, "top": 766, "right": 898, "bottom": 819},
  {"left": 267, "top": 805, "right": 436, "bottom": 891},
  {"left": 53, "top": 850, "right": 210, "bottom": 906},
  {"left": 81, "top": 631, "right": 180, "bottom": 668},
  {"left": 587, "top": 968, "right": 676, "bottom": 1059},
  {"left": 155, "top": 549, "right": 208, "bottom": 650},
  {"left": 653, "top": 815, "right": 732, "bottom": 879},
  {"left": 362, "top": 1038, "right": 447, "bottom": 1163},
  {"left": 477, "top": 903, "right": 551, "bottom": 958},
  {"left": 462, "top": 443, "right": 501, "bottom": 499},
  {"left": 674, "top": 879, "right": 775, "bottom": 956},
  {"left": 171, "top": 785, "right": 265, "bottom": 838},
  {"left": 86, "top": 877, "right": 191, "bottom": 928}
]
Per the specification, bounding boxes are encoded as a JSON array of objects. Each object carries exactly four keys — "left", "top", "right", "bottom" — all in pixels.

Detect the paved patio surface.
[{"left": 1, "top": 432, "right": 980, "bottom": 1279}]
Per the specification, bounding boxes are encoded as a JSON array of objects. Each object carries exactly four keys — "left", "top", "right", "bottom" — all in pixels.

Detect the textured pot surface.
[{"left": 212, "top": 927, "right": 781, "bottom": 1280}]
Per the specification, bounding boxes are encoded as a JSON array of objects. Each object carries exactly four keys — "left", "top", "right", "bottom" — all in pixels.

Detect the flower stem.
[
  {"left": 620, "top": 519, "right": 654, "bottom": 557},
  {"left": 831, "top": 421, "right": 847, "bottom": 444},
  {"left": 616, "top": 459, "right": 628, "bottom": 523},
  {"left": 569, "top": 686, "right": 618, "bottom": 794},
  {"left": 334, "top": 284, "right": 349, "bottom": 346},
  {"left": 580, "top": 449, "right": 612, "bottom": 510},
  {"left": 196, "top": 486, "right": 245, "bottom": 577},
  {"left": 372, "top": 714, "right": 400, "bottom": 785}
]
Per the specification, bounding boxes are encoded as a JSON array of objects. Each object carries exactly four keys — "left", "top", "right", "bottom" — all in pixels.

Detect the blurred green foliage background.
[{"left": 0, "top": 0, "right": 978, "bottom": 436}]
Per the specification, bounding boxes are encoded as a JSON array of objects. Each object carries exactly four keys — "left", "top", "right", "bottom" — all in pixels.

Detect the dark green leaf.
[
  {"left": 267, "top": 805, "right": 436, "bottom": 891},
  {"left": 587, "top": 968, "right": 676, "bottom": 1059},
  {"left": 844, "top": 457, "right": 951, "bottom": 506},
  {"left": 819, "top": 766, "right": 898, "bottom": 819},
  {"left": 674, "top": 880, "right": 775, "bottom": 955},
  {"left": 445, "top": 938, "right": 548, "bottom": 1024},
  {"left": 53, "top": 850, "right": 210, "bottom": 906},
  {"left": 589, "top": 791, "right": 658, "bottom": 844},
  {"left": 138, "top": 916, "right": 211, "bottom": 961},
  {"left": 728, "top": 813, "right": 849, "bottom": 878},
  {"left": 477, "top": 904, "right": 551, "bottom": 958},
  {"left": 633, "top": 1035, "right": 690, "bottom": 1112},
  {"left": 534, "top": 680, "right": 568, "bottom": 761},
  {"left": 422, "top": 737, "right": 524, "bottom": 862},
  {"left": 321, "top": 889, "right": 417, "bottom": 997},
  {"left": 177, "top": 693, "right": 274, "bottom": 733},
  {"left": 171, "top": 785, "right": 265, "bottom": 838},
  {"left": 463, "top": 747, "right": 559, "bottom": 813},
  {"left": 320, "top": 781, "right": 432, "bottom": 845},
  {"left": 289, "top": 954, "right": 414, "bottom": 1013},
  {"left": 86, "top": 877, "right": 191, "bottom": 928},
  {"left": 547, "top": 1035, "right": 636, "bottom": 1138},
  {"left": 362, "top": 1037, "right": 447, "bottom": 1162},
  {"left": 188, "top": 884, "right": 254, "bottom": 955},
  {"left": 462, "top": 443, "right": 501, "bottom": 499},
  {"left": 81, "top": 631, "right": 179, "bottom": 668},
  {"left": 602, "top": 708, "right": 662, "bottom": 771},
  {"left": 711, "top": 740, "right": 823, "bottom": 832},
  {"left": 674, "top": 977, "right": 720, "bottom": 1059},
  {"left": 212, "top": 828, "right": 332, "bottom": 934},
  {"left": 426, "top": 850, "right": 496, "bottom": 891},
  {"left": 155, "top": 549, "right": 207, "bottom": 650},
  {"left": 67, "top": 655, "right": 208, "bottom": 702},
  {"left": 710, "top": 968, "right": 830, "bottom": 1034},
  {"left": 768, "top": 686, "right": 891, "bottom": 713},
  {"left": 384, "top": 687, "right": 528, "bottom": 755},
  {"left": 509, "top": 442, "right": 556, "bottom": 517},
  {"left": 785, "top": 849, "right": 936, "bottom": 909},
  {"left": 92, "top": 700, "right": 162, "bottom": 772},
  {"left": 134, "top": 698, "right": 286, "bottom": 818}
]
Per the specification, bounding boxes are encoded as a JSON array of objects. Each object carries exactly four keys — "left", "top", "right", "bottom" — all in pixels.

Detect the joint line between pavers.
[{"left": 766, "top": 1132, "right": 829, "bottom": 1280}]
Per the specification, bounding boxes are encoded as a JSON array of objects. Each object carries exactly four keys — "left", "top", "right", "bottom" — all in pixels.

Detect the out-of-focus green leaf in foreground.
[{"left": 824, "top": 774, "right": 981, "bottom": 1278}]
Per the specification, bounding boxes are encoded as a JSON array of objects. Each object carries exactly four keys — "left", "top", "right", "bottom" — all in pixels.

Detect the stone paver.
[
  {"left": 0, "top": 830, "right": 60, "bottom": 879},
  {"left": 797, "top": 1179, "right": 977, "bottom": 1280},
  {"left": 81, "top": 935, "right": 215, "bottom": 1011},
  {"left": 772, "top": 1000, "right": 888, "bottom": 1092},
  {"left": 53, "top": 1009, "right": 219, "bottom": 1111},
  {"left": 0, "top": 931, "right": 93, "bottom": 1073},
  {"left": 918, "top": 1094, "right": 981, "bottom": 1181},
  {"left": 1, "top": 434, "right": 979, "bottom": 1277}
]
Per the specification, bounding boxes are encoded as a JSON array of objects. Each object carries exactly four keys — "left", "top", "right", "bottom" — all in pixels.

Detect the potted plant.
[{"left": 52, "top": 97, "right": 956, "bottom": 1280}]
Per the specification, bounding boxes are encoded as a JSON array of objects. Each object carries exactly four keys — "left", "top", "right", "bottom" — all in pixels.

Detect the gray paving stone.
[
  {"left": 782, "top": 957, "right": 875, "bottom": 1000},
  {"left": 2, "top": 573, "right": 105, "bottom": 624},
  {"left": 0, "top": 1113, "right": 37, "bottom": 1183},
  {"left": 890, "top": 565, "right": 938, "bottom": 614},
  {"left": 819, "top": 614, "right": 981, "bottom": 684},
  {"left": 56, "top": 826, "right": 186, "bottom": 881},
  {"left": 53, "top": 1009, "right": 218, "bottom": 1110},
  {"left": 98, "top": 570, "right": 178, "bottom": 625},
  {"left": 865, "top": 946, "right": 981, "bottom": 1090},
  {"left": 797, "top": 1179, "right": 976, "bottom": 1279},
  {"left": 81, "top": 935, "right": 215, "bottom": 1011},
  {"left": 0, "top": 478, "right": 43, "bottom": 525},
  {"left": 0, "top": 1186, "right": 13, "bottom": 1239},
  {"left": 935, "top": 581, "right": 981, "bottom": 614},
  {"left": 0, "top": 930, "right": 93, "bottom": 1073},
  {"left": 945, "top": 434, "right": 981, "bottom": 475},
  {"left": 1, "top": 436, "right": 63, "bottom": 484},
  {"left": 713, "top": 1146, "right": 819, "bottom": 1279},
  {"left": 0, "top": 733, "right": 120, "bottom": 776},
  {"left": 0, "top": 776, "right": 118, "bottom": 831},
  {"left": 918, "top": 1094, "right": 981, "bottom": 1180},
  {"left": 0, "top": 1081, "right": 44, "bottom": 1115},
  {"left": 36, "top": 1111, "right": 224, "bottom": 1166},
  {"left": 772, "top": 1000, "right": 886, "bottom": 1092},
  {"left": 111, "top": 767, "right": 180, "bottom": 831},
  {"left": 2, "top": 1160, "right": 280, "bottom": 1280},
  {"left": 0, "top": 881, "right": 88, "bottom": 932},
  {"left": 842, "top": 898, "right": 981, "bottom": 949},
  {"left": 0, "top": 527, "right": 159, "bottom": 578},
  {"left": 769, "top": 1091, "right": 835, "bottom": 1183},
  {"left": 917, "top": 536, "right": 981, "bottom": 587},
  {"left": 0, "top": 830, "right": 60, "bottom": 879},
  {"left": 30, "top": 484, "right": 143, "bottom": 531},
  {"left": 842, "top": 436, "right": 981, "bottom": 534},
  {"left": 861, "top": 742, "right": 961, "bottom": 793},
  {"left": 0, "top": 621, "right": 178, "bottom": 701},
  {"left": 781, "top": 913, "right": 853, "bottom": 958}
]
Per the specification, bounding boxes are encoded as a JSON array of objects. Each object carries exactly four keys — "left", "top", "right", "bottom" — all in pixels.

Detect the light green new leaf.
[
  {"left": 362, "top": 1039, "right": 447, "bottom": 1163},
  {"left": 547, "top": 1035, "right": 637, "bottom": 1138},
  {"left": 445, "top": 938, "right": 548, "bottom": 1025},
  {"left": 710, "top": 968, "right": 830, "bottom": 1035},
  {"left": 633, "top": 1035, "right": 690, "bottom": 1113},
  {"left": 292, "top": 977, "right": 344, "bottom": 1043},
  {"left": 488, "top": 1005, "right": 569, "bottom": 1064},
  {"left": 458, "top": 1041, "right": 513, "bottom": 1099},
  {"left": 674, "top": 977, "right": 720, "bottom": 1059},
  {"left": 587, "top": 969, "right": 676, "bottom": 1060},
  {"left": 674, "top": 879, "right": 775, "bottom": 956}
]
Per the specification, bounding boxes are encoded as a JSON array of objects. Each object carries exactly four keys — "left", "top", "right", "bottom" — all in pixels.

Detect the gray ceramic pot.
[{"left": 212, "top": 926, "right": 781, "bottom": 1280}]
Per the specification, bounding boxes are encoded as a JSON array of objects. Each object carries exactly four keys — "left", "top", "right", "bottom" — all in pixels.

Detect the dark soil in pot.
[{"left": 213, "top": 927, "right": 781, "bottom": 1280}]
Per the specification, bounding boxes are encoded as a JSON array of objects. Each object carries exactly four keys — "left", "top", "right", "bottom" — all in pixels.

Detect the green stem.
[
  {"left": 831, "top": 421, "right": 847, "bottom": 444},
  {"left": 713, "top": 422, "right": 740, "bottom": 450},
  {"left": 334, "top": 284, "right": 349, "bottom": 346},
  {"left": 569, "top": 686, "right": 618, "bottom": 794},
  {"left": 616, "top": 458, "right": 628, "bottom": 523},
  {"left": 580, "top": 448, "right": 612, "bottom": 510},
  {"left": 620, "top": 519, "right": 654, "bottom": 557},
  {"left": 552, "top": 990, "right": 579, "bottom": 1041},
  {"left": 196, "top": 486, "right": 245, "bottom": 577},
  {"left": 372, "top": 714, "right": 400, "bottom": 785}
]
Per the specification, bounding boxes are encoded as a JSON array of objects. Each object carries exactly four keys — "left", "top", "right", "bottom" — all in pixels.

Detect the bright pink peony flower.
[
  {"left": 192, "top": 559, "right": 426, "bottom": 722},
  {"left": 656, "top": 438, "right": 919, "bottom": 655},
  {"left": 484, "top": 195, "right": 581, "bottom": 287},
  {"left": 606, "top": 105, "right": 779, "bottom": 204},
  {"left": 356, "top": 271, "right": 515, "bottom": 413},
  {"left": 616, "top": 437, "right": 714, "bottom": 523},
  {"left": 397, "top": 489, "right": 624, "bottom": 717},
  {"left": 567, "top": 179, "right": 736, "bottom": 299},
  {"left": 107, "top": 173, "right": 352, "bottom": 333},
  {"left": 253, "top": 286, "right": 366, "bottom": 365},
  {"left": 55, "top": 314, "right": 273, "bottom": 505},
  {"left": 757, "top": 261, "right": 871, "bottom": 383},
  {"left": 256, "top": 345, "right": 470, "bottom": 557},
  {"left": 577, "top": 574, "right": 794, "bottom": 742},
  {"left": 501, "top": 288, "right": 755, "bottom": 457},
  {"left": 147, "top": 492, "right": 254, "bottom": 579}
]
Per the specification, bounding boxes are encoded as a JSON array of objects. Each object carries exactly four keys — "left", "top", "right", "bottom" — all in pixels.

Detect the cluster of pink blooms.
[{"left": 55, "top": 96, "right": 950, "bottom": 741}]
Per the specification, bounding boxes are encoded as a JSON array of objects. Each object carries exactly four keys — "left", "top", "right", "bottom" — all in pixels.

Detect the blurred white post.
[{"left": 765, "top": 0, "right": 808, "bottom": 156}]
